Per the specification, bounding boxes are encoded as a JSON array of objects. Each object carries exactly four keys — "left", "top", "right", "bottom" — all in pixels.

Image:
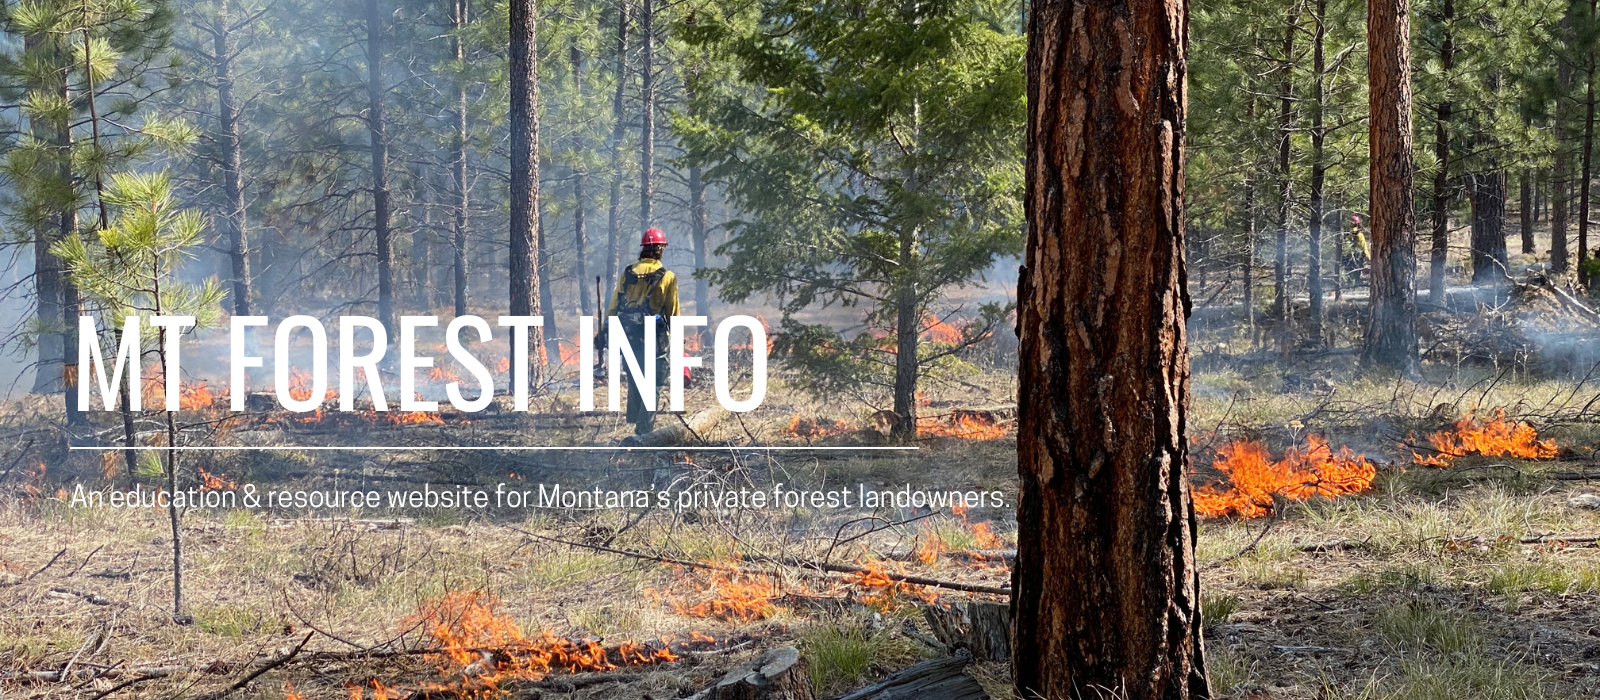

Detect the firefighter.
[
  {"left": 604, "top": 227, "right": 680, "bottom": 435},
  {"left": 1343, "top": 214, "right": 1371, "bottom": 287}
]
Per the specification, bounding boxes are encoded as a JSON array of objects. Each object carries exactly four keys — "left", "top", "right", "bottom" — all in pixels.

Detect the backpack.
[{"left": 616, "top": 266, "right": 669, "bottom": 349}]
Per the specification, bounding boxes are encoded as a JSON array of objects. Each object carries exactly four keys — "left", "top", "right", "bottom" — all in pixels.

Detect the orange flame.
[
  {"left": 404, "top": 591, "right": 678, "bottom": 698},
  {"left": 917, "top": 411, "right": 1011, "bottom": 440},
  {"left": 650, "top": 571, "right": 779, "bottom": 623},
  {"left": 1412, "top": 410, "right": 1558, "bottom": 466},
  {"left": 198, "top": 467, "right": 235, "bottom": 492},
  {"left": 558, "top": 342, "right": 580, "bottom": 367},
  {"left": 922, "top": 314, "right": 964, "bottom": 344},
  {"left": 846, "top": 562, "right": 939, "bottom": 609},
  {"left": 1192, "top": 435, "right": 1376, "bottom": 519},
  {"left": 141, "top": 367, "right": 222, "bottom": 410},
  {"left": 783, "top": 416, "right": 851, "bottom": 439}
]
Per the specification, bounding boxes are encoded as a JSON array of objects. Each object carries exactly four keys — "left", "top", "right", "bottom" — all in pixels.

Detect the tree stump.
[
  {"left": 921, "top": 602, "right": 1011, "bottom": 662},
  {"left": 701, "top": 646, "right": 814, "bottom": 700}
]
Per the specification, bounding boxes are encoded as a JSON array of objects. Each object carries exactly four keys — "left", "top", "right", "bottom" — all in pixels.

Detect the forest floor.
[{"left": 4, "top": 331, "right": 1600, "bottom": 699}]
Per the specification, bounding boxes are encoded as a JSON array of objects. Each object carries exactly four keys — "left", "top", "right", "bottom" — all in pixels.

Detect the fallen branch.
[
  {"left": 770, "top": 557, "right": 1011, "bottom": 596},
  {"left": 28, "top": 548, "right": 67, "bottom": 580},
  {"left": 47, "top": 586, "right": 120, "bottom": 606},
  {"left": 512, "top": 527, "right": 1011, "bottom": 596},
  {"left": 85, "top": 673, "right": 165, "bottom": 700},
  {"left": 194, "top": 632, "right": 313, "bottom": 700}
]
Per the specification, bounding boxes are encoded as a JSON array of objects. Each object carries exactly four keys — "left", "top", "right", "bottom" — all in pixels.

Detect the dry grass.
[{"left": 4, "top": 360, "right": 1600, "bottom": 699}]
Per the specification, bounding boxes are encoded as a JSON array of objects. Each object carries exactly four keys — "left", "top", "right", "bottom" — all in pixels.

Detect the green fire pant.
[{"left": 619, "top": 324, "right": 668, "bottom": 435}]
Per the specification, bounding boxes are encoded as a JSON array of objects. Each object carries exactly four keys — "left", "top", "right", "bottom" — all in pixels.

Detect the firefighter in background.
[
  {"left": 603, "top": 227, "right": 680, "bottom": 435},
  {"left": 1342, "top": 214, "right": 1371, "bottom": 288}
]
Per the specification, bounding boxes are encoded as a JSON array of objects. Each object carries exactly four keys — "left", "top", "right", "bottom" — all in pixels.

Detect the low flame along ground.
[
  {"left": 1411, "top": 409, "right": 1560, "bottom": 466},
  {"left": 1194, "top": 410, "right": 1561, "bottom": 519},
  {"left": 1192, "top": 435, "right": 1378, "bottom": 519},
  {"left": 311, "top": 554, "right": 983, "bottom": 699}
]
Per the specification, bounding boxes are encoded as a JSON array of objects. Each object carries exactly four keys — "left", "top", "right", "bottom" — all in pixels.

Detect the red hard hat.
[{"left": 641, "top": 227, "right": 667, "bottom": 246}]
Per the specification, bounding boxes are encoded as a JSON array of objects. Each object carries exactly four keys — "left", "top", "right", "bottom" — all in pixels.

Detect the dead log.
[
  {"left": 697, "top": 646, "right": 813, "bottom": 700},
  {"left": 921, "top": 603, "right": 1010, "bottom": 662},
  {"left": 832, "top": 651, "right": 986, "bottom": 700},
  {"left": 620, "top": 407, "right": 728, "bottom": 447}
]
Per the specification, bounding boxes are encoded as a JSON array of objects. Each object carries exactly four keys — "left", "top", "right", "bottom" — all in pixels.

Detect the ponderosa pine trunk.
[
  {"left": 1521, "top": 170, "right": 1535, "bottom": 254},
  {"left": 572, "top": 43, "right": 593, "bottom": 317},
  {"left": 1243, "top": 173, "right": 1256, "bottom": 343},
  {"left": 1428, "top": 0, "right": 1452, "bottom": 303},
  {"left": 605, "top": 1, "right": 630, "bottom": 301},
  {"left": 1363, "top": 0, "right": 1419, "bottom": 372},
  {"left": 637, "top": 0, "right": 655, "bottom": 232},
  {"left": 1469, "top": 169, "right": 1507, "bottom": 284},
  {"left": 1581, "top": 28, "right": 1596, "bottom": 283},
  {"left": 365, "top": 0, "right": 393, "bottom": 333},
  {"left": 451, "top": 0, "right": 469, "bottom": 317},
  {"left": 27, "top": 32, "right": 62, "bottom": 396},
  {"left": 687, "top": 81, "right": 710, "bottom": 328},
  {"left": 59, "top": 61, "right": 83, "bottom": 427},
  {"left": 891, "top": 221, "right": 919, "bottom": 442},
  {"left": 1554, "top": 18, "right": 1573, "bottom": 274},
  {"left": 215, "top": 0, "right": 252, "bottom": 317},
  {"left": 1307, "top": 0, "right": 1327, "bottom": 345},
  {"left": 411, "top": 196, "right": 431, "bottom": 308},
  {"left": 1016, "top": 1, "right": 1207, "bottom": 698},
  {"left": 537, "top": 211, "right": 560, "bottom": 363},
  {"left": 1272, "top": 7, "right": 1298, "bottom": 334},
  {"left": 509, "top": 0, "right": 544, "bottom": 370}
]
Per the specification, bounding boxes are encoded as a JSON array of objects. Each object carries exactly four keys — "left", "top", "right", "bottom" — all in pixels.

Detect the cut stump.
[
  {"left": 700, "top": 646, "right": 814, "bottom": 700},
  {"left": 922, "top": 602, "right": 1011, "bottom": 662}
]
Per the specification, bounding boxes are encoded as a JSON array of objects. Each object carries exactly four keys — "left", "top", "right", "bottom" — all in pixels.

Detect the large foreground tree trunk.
[
  {"left": 1016, "top": 1, "right": 1208, "bottom": 698},
  {"left": 1362, "top": 0, "right": 1419, "bottom": 372},
  {"left": 509, "top": 0, "right": 544, "bottom": 370}
]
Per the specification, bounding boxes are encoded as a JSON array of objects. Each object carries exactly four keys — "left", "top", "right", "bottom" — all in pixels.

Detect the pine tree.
[
  {"left": 55, "top": 171, "right": 224, "bottom": 618},
  {"left": 682, "top": 0, "right": 1024, "bottom": 439}
]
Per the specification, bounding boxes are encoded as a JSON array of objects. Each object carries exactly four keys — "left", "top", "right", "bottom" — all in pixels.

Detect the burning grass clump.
[
  {"left": 913, "top": 504, "right": 1007, "bottom": 565},
  {"left": 844, "top": 562, "right": 942, "bottom": 610},
  {"left": 916, "top": 410, "right": 1011, "bottom": 440},
  {"left": 1412, "top": 410, "right": 1559, "bottom": 467},
  {"left": 404, "top": 590, "right": 679, "bottom": 697},
  {"left": 1192, "top": 436, "right": 1377, "bottom": 519},
  {"left": 646, "top": 569, "right": 781, "bottom": 623}
]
